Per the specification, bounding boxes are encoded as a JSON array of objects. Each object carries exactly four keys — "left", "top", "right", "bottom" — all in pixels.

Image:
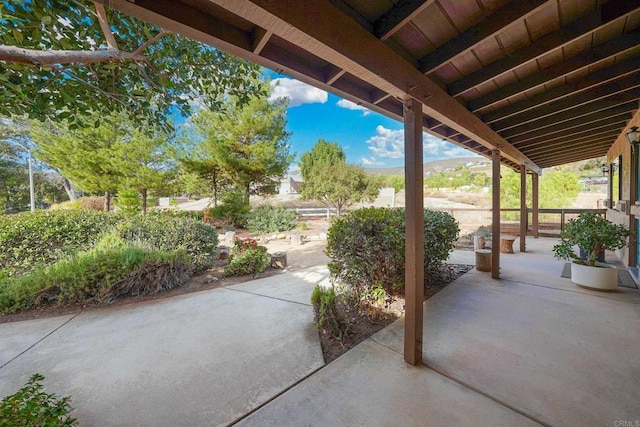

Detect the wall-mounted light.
[
  {"left": 601, "top": 163, "right": 609, "bottom": 176},
  {"left": 626, "top": 126, "right": 640, "bottom": 152}
]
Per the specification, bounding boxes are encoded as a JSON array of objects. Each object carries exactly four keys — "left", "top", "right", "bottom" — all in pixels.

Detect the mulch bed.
[{"left": 317, "top": 264, "right": 473, "bottom": 364}]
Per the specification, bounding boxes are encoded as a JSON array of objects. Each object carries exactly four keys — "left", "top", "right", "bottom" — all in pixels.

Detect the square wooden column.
[
  {"left": 520, "top": 165, "right": 527, "bottom": 253},
  {"left": 492, "top": 150, "right": 501, "bottom": 279},
  {"left": 403, "top": 97, "right": 424, "bottom": 366},
  {"left": 532, "top": 172, "right": 539, "bottom": 238}
]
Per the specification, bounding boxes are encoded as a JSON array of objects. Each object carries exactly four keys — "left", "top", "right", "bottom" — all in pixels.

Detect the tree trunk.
[
  {"left": 141, "top": 188, "right": 148, "bottom": 213},
  {"left": 212, "top": 175, "right": 218, "bottom": 207},
  {"left": 244, "top": 182, "right": 251, "bottom": 206},
  {"left": 61, "top": 177, "right": 81, "bottom": 202},
  {"left": 104, "top": 191, "right": 111, "bottom": 211}
]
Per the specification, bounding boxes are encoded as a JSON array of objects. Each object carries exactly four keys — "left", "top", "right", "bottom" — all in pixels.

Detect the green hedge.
[
  {"left": 114, "top": 213, "right": 219, "bottom": 270},
  {"left": 326, "top": 207, "right": 459, "bottom": 296},
  {"left": 246, "top": 204, "right": 298, "bottom": 234},
  {"left": 0, "top": 210, "right": 120, "bottom": 277}
]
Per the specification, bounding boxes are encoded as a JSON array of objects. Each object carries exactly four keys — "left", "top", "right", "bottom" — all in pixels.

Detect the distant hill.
[{"left": 365, "top": 156, "right": 489, "bottom": 176}]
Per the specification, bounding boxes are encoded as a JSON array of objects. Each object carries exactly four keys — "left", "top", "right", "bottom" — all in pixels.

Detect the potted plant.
[{"left": 553, "top": 211, "right": 633, "bottom": 290}]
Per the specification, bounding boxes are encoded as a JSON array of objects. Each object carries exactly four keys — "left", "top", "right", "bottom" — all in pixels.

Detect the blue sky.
[{"left": 268, "top": 76, "right": 477, "bottom": 169}]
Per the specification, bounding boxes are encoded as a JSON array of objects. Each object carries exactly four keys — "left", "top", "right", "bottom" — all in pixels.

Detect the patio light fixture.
[
  {"left": 626, "top": 126, "right": 640, "bottom": 151},
  {"left": 601, "top": 163, "right": 609, "bottom": 176}
]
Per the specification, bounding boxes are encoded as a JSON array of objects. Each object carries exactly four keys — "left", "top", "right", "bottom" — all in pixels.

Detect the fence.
[
  {"left": 429, "top": 207, "right": 607, "bottom": 236},
  {"left": 292, "top": 205, "right": 605, "bottom": 237}
]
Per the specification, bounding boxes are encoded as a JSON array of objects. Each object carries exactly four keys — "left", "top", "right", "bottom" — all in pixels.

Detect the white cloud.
[
  {"left": 360, "top": 156, "right": 383, "bottom": 166},
  {"left": 366, "top": 125, "right": 477, "bottom": 160},
  {"left": 423, "top": 133, "right": 473, "bottom": 158},
  {"left": 269, "top": 78, "right": 327, "bottom": 107},
  {"left": 336, "top": 99, "right": 371, "bottom": 116},
  {"left": 366, "top": 125, "right": 405, "bottom": 158}
]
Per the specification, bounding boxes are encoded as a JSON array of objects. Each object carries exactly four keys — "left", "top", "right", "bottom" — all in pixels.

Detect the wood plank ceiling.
[{"left": 103, "top": 0, "right": 640, "bottom": 171}]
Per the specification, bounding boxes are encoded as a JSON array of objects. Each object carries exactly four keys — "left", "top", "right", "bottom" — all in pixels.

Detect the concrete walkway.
[
  {"left": 240, "top": 238, "right": 640, "bottom": 426},
  {"left": 2, "top": 238, "right": 639, "bottom": 426},
  {"left": 0, "top": 266, "right": 328, "bottom": 426}
]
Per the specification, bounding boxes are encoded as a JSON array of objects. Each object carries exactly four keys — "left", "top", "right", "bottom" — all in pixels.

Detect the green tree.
[
  {"left": 539, "top": 170, "right": 582, "bottom": 208},
  {"left": 499, "top": 168, "right": 581, "bottom": 209},
  {"left": 473, "top": 172, "right": 488, "bottom": 187},
  {"left": 0, "top": 1, "right": 264, "bottom": 128},
  {"left": 300, "top": 139, "right": 345, "bottom": 181},
  {"left": 114, "top": 121, "right": 173, "bottom": 212},
  {"left": 386, "top": 174, "right": 405, "bottom": 192},
  {"left": 30, "top": 117, "right": 124, "bottom": 210},
  {"left": 0, "top": 139, "right": 27, "bottom": 212},
  {"left": 192, "top": 89, "right": 293, "bottom": 204},
  {"left": 30, "top": 111, "right": 174, "bottom": 211},
  {"left": 300, "top": 140, "right": 379, "bottom": 216}
]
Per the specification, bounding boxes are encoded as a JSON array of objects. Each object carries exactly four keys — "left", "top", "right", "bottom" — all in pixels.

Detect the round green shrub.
[
  {"left": 246, "top": 204, "right": 298, "bottom": 234},
  {"left": 0, "top": 210, "right": 120, "bottom": 277},
  {"left": 224, "top": 239, "right": 270, "bottom": 276},
  {"left": 326, "top": 207, "right": 459, "bottom": 296},
  {"left": 115, "top": 213, "right": 218, "bottom": 270}
]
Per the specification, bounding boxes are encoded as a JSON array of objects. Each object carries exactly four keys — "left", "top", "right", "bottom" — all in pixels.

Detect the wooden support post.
[
  {"left": 403, "top": 97, "right": 424, "bottom": 366},
  {"left": 629, "top": 150, "right": 638, "bottom": 267},
  {"left": 532, "top": 172, "right": 539, "bottom": 238},
  {"left": 492, "top": 150, "right": 501, "bottom": 279},
  {"left": 520, "top": 165, "right": 527, "bottom": 253}
]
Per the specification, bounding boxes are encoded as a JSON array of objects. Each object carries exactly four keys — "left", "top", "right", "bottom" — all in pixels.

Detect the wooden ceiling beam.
[
  {"left": 468, "top": 33, "right": 640, "bottom": 112},
  {"left": 507, "top": 107, "right": 634, "bottom": 144},
  {"left": 499, "top": 97, "right": 640, "bottom": 139},
  {"left": 251, "top": 27, "right": 272, "bottom": 54},
  {"left": 522, "top": 135, "right": 616, "bottom": 156},
  {"left": 208, "top": 0, "right": 540, "bottom": 173},
  {"left": 418, "top": 0, "right": 548, "bottom": 74},
  {"left": 449, "top": 4, "right": 640, "bottom": 97},
  {"left": 491, "top": 75, "right": 640, "bottom": 132},
  {"left": 482, "top": 58, "right": 640, "bottom": 124},
  {"left": 517, "top": 130, "right": 621, "bottom": 153},
  {"left": 533, "top": 147, "right": 611, "bottom": 166},
  {"left": 374, "top": 0, "right": 436, "bottom": 41},
  {"left": 512, "top": 121, "right": 627, "bottom": 147}
]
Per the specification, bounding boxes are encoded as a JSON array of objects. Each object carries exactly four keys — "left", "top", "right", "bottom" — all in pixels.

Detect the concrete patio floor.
[
  {"left": 1, "top": 237, "right": 639, "bottom": 426},
  {"left": 240, "top": 237, "right": 640, "bottom": 426}
]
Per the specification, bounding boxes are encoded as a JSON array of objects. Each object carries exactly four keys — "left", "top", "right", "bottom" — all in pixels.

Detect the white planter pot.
[{"left": 571, "top": 262, "right": 618, "bottom": 291}]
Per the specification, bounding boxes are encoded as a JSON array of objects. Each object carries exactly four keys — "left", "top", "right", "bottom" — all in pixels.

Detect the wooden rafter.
[
  {"left": 468, "top": 34, "right": 640, "bottom": 112},
  {"left": 491, "top": 76, "right": 640, "bottom": 132},
  {"left": 418, "top": 0, "right": 548, "bottom": 74},
  {"left": 521, "top": 133, "right": 621, "bottom": 155},
  {"left": 482, "top": 58, "right": 640, "bottom": 124},
  {"left": 448, "top": 4, "right": 640, "bottom": 97},
  {"left": 507, "top": 107, "right": 634, "bottom": 144},
  {"left": 373, "top": 0, "right": 436, "bottom": 40},
  {"left": 499, "top": 96, "right": 640, "bottom": 139},
  {"left": 512, "top": 117, "right": 627, "bottom": 147}
]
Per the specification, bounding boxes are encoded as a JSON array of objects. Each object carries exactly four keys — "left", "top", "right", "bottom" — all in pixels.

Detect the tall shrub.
[
  {"left": 326, "top": 207, "right": 459, "bottom": 297},
  {"left": 115, "top": 213, "right": 218, "bottom": 269},
  {"left": 246, "top": 204, "right": 298, "bottom": 234}
]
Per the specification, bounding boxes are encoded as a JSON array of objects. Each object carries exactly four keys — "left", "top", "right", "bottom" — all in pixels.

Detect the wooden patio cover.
[{"left": 101, "top": 0, "right": 640, "bottom": 364}]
